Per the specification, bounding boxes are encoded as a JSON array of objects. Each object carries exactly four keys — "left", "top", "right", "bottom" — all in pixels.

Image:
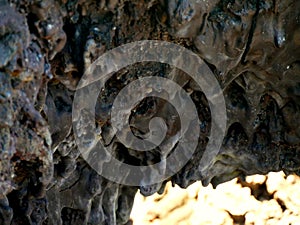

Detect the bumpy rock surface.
[
  {"left": 131, "top": 172, "right": 300, "bottom": 225},
  {"left": 0, "top": 0, "right": 299, "bottom": 224}
]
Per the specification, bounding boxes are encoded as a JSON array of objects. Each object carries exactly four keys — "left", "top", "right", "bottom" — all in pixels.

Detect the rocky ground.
[{"left": 131, "top": 172, "right": 300, "bottom": 225}]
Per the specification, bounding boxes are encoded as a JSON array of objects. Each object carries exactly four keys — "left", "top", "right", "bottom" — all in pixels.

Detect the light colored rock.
[
  {"left": 131, "top": 172, "right": 300, "bottom": 225},
  {"left": 266, "top": 171, "right": 286, "bottom": 194},
  {"left": 246, "top": 174, "right": 267, "bottom": 184},
  {"left": 190, "top": 206, "right": 233, "bottom": 225},
  {"left": 247, "top": 199, "right": 283, "bottom": 223},
  {"left": 278, "top": 210, "right": 300, "bottom": 225}
]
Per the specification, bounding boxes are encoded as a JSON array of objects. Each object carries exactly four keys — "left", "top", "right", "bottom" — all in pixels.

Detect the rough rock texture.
[{"left": 0, "top": 0, "right": 299, "bottom": 224}]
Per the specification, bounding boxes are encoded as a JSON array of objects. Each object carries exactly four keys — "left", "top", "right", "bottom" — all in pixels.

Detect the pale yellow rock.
[
  {"left": 266, "top": 218, "right": 280, "bottom": 225},
  {"left": 161, "top": 203, "right": 194, "bottom": 225},
  {"left": 131, "top": 172, "right": 300, "bottom": 225},
  {"left": 266, "top": 171, "right": 286, "bottom": 194},
  {"left": 267, "top": 174, "right": 300, "bottom": 216},
  {"left": 246, "top": 174, "right": 267, "bottom": 184},
  {"left": 253, "top": 199, "right": 283, "bottom": 221},
  {"left": 278, "top": 210, "right": 300, "bottom": 225},
  {"left": 186, "top": 181, "right": 201, "bottom": 199},
  {"left": 205, "top": 180, "right": 258, "bottom": 216},
  {"left": 190, "top": 205, "right": 233, "bottom": 225},
  {"left": 148, "top": 187, "right": 188, "bottom": 218}
]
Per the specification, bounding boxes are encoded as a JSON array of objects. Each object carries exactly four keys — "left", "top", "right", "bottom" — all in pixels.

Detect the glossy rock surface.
[{"left": 0, "top": 0, "right": 299, "bottom": 224}]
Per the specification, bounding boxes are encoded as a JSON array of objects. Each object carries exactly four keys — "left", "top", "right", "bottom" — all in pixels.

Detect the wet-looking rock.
[{"left": 0, "top": 0, "right": 299, "bottom": 224}]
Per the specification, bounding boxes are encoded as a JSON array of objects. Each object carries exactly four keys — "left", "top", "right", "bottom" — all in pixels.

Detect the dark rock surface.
[{"left": 0, "top": 0, "right": 299, "bottom": 224}]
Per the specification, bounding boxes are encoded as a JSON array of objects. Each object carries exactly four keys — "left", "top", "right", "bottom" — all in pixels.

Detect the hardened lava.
[{"left": 0, "top": 0, "right": 299, "bottom": 224}]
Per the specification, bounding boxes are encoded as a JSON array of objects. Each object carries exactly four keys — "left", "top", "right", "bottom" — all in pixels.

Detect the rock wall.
[{"left": 0, "top": 0, "right": 299, "bottom": 224}]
